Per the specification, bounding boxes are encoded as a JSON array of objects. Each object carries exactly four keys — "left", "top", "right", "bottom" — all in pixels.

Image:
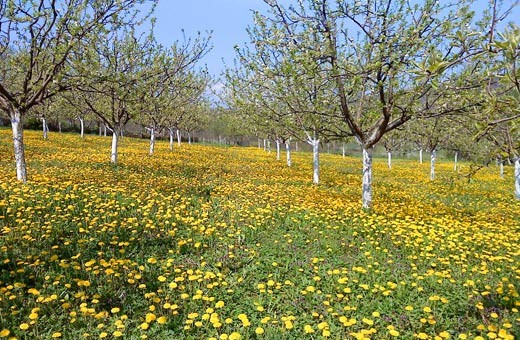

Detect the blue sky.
[
  {"left": 151, "top": 0, "right": 276, "bottom": 79},
  {"left": 150, "top": 0, "right": 519, "bottom": 81}
]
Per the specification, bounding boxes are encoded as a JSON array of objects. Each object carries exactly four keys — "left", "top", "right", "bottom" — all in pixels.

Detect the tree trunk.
[
  {"left": 263, "top": 139, "right": 266, "bottom": 151},
  {"left": 327, "top": 143, "right": 330, "bottom": 154},
  {"left": 515, "top": 158, "right": 520, "bottom": 200},
  {"left": 311, "top": 138, "right": 319, "bottom": 185},
  {"left": 419, "top": 149, "right": 423, "bottom": 164},
  {"left": 295, "top": 141, "right": 299, "bottom": 152},
  {"left": 176, "top": 129, "right": 181, "bottom": 147},
  {"left": 276, "top": 139, "right": 281, "bottom": 160},
  {"left": 11, "top": 109, "right": 28, "bottom": 182},
  {"left": 387, "top": 151, "right": 392, "bottom": 169},
  {"left": 111, "top": 128, "right": 119, "bottom": 164},
  {"left": 58, "top": 121, "right": 62, "bottom": 134},
  {"left": 267, "top": 140, "right": 271, "bottom": 154},
  {"left": 430, "top": 150, "right": 436, "bottom": 180},
  {"left": 362, "top": 147, "right": 373, "bottom": 210},
  {"left": 342, "top": 143, "right": 346, "bottom": 158},
  {"left": 258, "top": 139, "right": 261, "bottom": 149},
  {"left": 42, "top": 117, "right": 48, "bottom": 140},
  {"left": 98, "top": 122, "right": 102, "bottom": 136},
  {"left": 149, "top": 127, "right": 155, "bottom": 155},
  {"left": 103, "top": 124, "right": 107, "bottom": 137},
  {"left": 500, "top": 161, "right": 504, "bottom": 179},
  {"left": 454, "top": 151, "right": 458, "bottom": 171},
  {"left": 286, "top": 140, "right": 292, "bottom": 167},
  {"left": 80, "top": 118, "right": 85, "bottom": 139},
  {"left": 188, "top": 132, "right": 192, "bottom": 145},
  {"left": 169, "top": 129, "right": 174, "bottom": 150}
]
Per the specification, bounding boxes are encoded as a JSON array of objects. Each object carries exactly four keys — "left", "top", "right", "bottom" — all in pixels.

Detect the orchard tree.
[
  {"left": 250, "top": 0, "right": 503, "bottom": 209},
  {"left": 0, "top": 0, "right": 155, "bottom": 182}
]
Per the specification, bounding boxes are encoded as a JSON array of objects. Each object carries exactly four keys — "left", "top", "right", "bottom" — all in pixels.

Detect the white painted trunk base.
[
  {"left": 387, "top": 152, "right": 392, "bottom": 169},
  {"left": 311, "top": 139, "right": 319, "bottom": 185},
  {"left": 500, "top": 161, "right": 504, "bottom": 179},
  {"left": 454, "top": 152, "right": 458, "bottom": 171},
  {"left": 515, "top": 159, "right": 520, "bottom": 200},
  {"left": 111, "top": 129, "right": 119, "bottom": 163},
  {"left": 11, "top": 110, "right": 27, "bottom": 182},
  {"left": 276, "top": 140, "right": 281, "bottom": 161},
  {"left": 362, "top": 148, "right": 373, "bottom": 209},
  {"left": 42, "top": 117, "right": 48, "bottom": 140},
  {"left": 149, "top": 128, "right": 155, "bottom": 155},
  {"left": 430, "top": 150, "right": 436, "bottom": 180},
  {"left": 169, "top": 129, "right": 174, "bottom": 150},
  {"left": 176, "top": 129, "right": 181, "bottom": 147},
  {"left": 80, "top": 118, "right": 85, "bottom": 139},
  {"left": 285, "top": 140, "right": 292, "bottom": 167},
  {"left": 419, "top": 149, "right": 423, "bottom": 164}
]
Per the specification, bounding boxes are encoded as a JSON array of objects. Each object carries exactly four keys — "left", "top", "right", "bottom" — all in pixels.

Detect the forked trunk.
[
  {"left": 430, "top": 150, "right": 436, "bottom": 180},
  {"left": 362, "top": 147, "right": 373, "bottom": 210},
  {"left": 515, "top": 158, "right": 519, "bottom": 200},
  {"left": 149, "top": 127, "right": 155, "bottom": 155},
  {"left": 111, "top": 128, "right": 119, "bottom": 164},
  {"left": 11, "top": 109, "right": 27, "bottom": 182},
  {"left": 285, "top": 140, "right": 292, "bottom": 167}
]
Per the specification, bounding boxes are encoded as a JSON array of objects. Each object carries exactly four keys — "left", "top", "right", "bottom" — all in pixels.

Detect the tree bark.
[
  {"left": 286, "top": 140, "right": 292, "bottom": 167},
  {"left": 362, "top": 147, "right": 373, "bottom": 210},
  {"left": 176, "top": 129, "right": 181, "bottom": 147},
  {"left": 276, "top": 139, "right": 281, "bottom": 160},
  {"left": 515, "top": 158, "right": 520, "bottom": 200},
  {"left": 387, "top": 151, "right": 392, "bottom": 169},
  {"left": 342, "top": 143, "right": 346, "bottom": 158},
  {"left": 111, "top": 128, "right": 120, "bottom": 164},
  {"left": 430, "top": 150, "right": 436, "bottom": 180},
  {"left": 11, "top": 109, "right": 28, "bottom": 182},
  {"left": 188, "top": 132, "right": 192, "bottom": 145},
  {"left": 103, "top": 124, "right": 107, "bottom": 137},
  {"left": 419, "top": 149, "right": 423, "bottom": 164},
  {"left": 149, "top": 127, "right": 155, "bottom": 155}
]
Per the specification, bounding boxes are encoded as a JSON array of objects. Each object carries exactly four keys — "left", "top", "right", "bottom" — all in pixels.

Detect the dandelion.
[
  {"left": 0, "top": 330, "right": 10, "bottom": 337},
  {"left": 19, "top": 323, "right": 29, "bottom": 330},
  {"left": 255, "top": 327, "right": 264, "bottom": 335}
]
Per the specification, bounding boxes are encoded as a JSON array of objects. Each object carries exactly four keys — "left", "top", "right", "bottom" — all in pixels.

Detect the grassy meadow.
[{"left": 0, "top": 128, "right": 518, "bottom": 340}]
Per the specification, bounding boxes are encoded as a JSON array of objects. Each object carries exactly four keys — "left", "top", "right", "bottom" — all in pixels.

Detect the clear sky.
[
  {"left": 150, "top": 0, "right": 519, "bottom": 81},
  {"left": 151, "top": 0, "right": 277, "bottom": 80}
]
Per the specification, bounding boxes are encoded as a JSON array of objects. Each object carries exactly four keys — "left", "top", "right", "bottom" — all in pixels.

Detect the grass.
[{"left": 0, "top": 129, "right": 518, "bottom": 340}]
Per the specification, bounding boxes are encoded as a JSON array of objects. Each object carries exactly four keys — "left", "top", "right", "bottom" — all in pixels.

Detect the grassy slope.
[{"left": 0, "top": 129, "right": 518, "bottom": 340}]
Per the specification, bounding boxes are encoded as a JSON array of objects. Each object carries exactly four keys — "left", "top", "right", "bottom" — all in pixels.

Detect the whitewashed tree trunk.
[
  {"left": 454, "top": 151, "right": 458, "bottom": 171},
  {"left": 258, "top": 139, "right": 261, "bottom": 148},
  {"left": 514, "top": 158, "right": 520, "bottom": 200},
  {"left": 149, "top": 128, "right": 155, "bottom": 155},
  {"left": 188, "top": 132, "right": 192, "bottom": 145},
  {"left": 176, "top": 129, "right": 181, "bottom": 147},
  {"left": 111, "top": 128, "right": 119, "bottom": 164},
  {"left": 79, "top": 118, "right": 85, "bottom": 139},
  {"left": 98, "top": 123, "right": 102, "bottom": 136},
  {"left": 419, "top": 149, "right": 423, "bottom": 164},
  {"left": 263, "top": 139, "right": 266, "bottom": 151},
  {"left": 500, "top": 161, "right": 504, "bottom": 179},
  {"left": 285, "top": 140, "right": 292, "bottom": 167},
  {"left": 295, "top": 141, "right": 299, "bottom": 152},
  {"left": 11, "top": 109, "right": 27, "bottom": 182},
  {"left": 120, "top": 129, "right": 124, "bottom": 138},
  {"left": 327, "top": 143, "right": 330, "bottom": 154},
  {"left": 168, "top": 128, "right": 174, "bottom": 150},
  {"left": 430, "top": 150, "right": 436, "bottom": 180},
  {"left": 387, "top": 152, "right": 392, "bottom": 169},
  {"left": 362, "top": 147, "right": 373, "bottom": 209},
  {"left": 276, "top": 139, "right": 281, "bottom": 160},
  {"left": 311, "top": 138, "right": 319, "bottom": 185},
  {"left": 58, "top": 121, "right": 62, "bottom": 134},
  {"left": 103, "top": 124, "right": 107, "bottom": 137},
  {"left": 342, "top": 143, "right": 346, "bottom": 158},
  {"left": 42, "top": 117, "right": 48, "bottom": 140},
  {"left": 267, "top": 140, "right": 271, "bottom": 153}
]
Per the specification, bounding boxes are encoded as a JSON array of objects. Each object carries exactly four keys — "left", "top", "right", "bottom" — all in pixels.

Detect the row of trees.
[
  {"left": 0, "top": 0, "right": 212, "bottom": 181},
  {"left": 224, "top": 0, "right": 519, "bottom": 208}
]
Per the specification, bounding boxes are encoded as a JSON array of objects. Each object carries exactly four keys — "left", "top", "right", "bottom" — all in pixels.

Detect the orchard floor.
[{"left": 0, "top": 129, "right": 518, "bottom": 339}]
